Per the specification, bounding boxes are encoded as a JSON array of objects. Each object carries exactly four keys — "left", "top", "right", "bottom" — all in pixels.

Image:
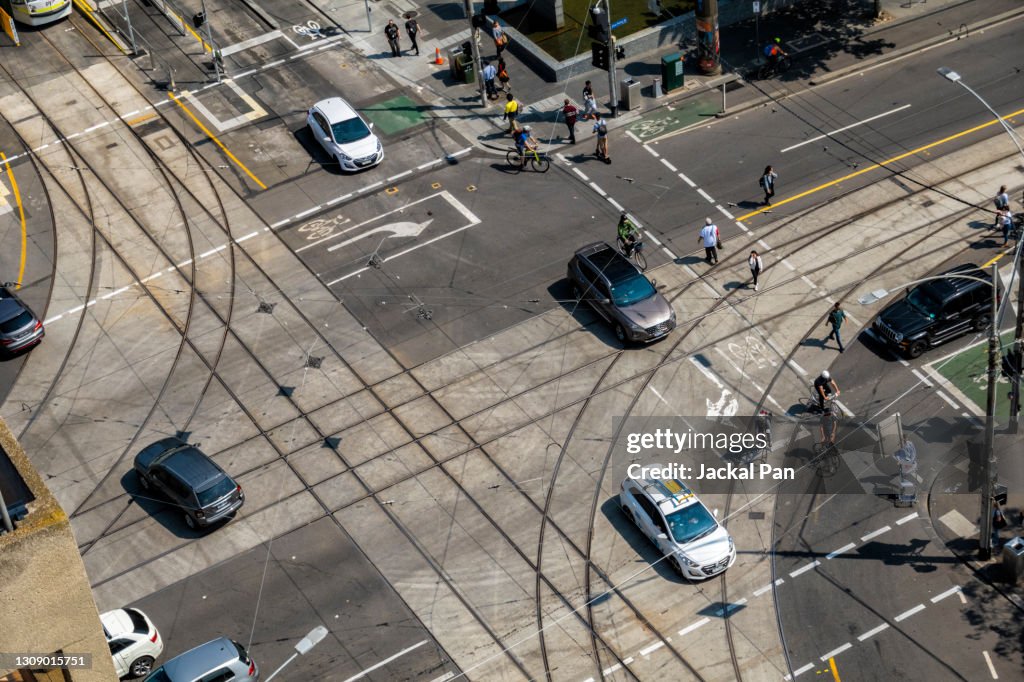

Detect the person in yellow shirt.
[{"left": 503, "top": 93, "right": 520, "bottom": 134}]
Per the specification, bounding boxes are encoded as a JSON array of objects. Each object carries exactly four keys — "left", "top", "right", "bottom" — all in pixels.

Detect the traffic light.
[
  {"left": 591, "top": 41, "right": 610, "bottom": 70},
  {"left": 1001, "top": 347, "right": 1021, "bottom": 379},
  {"left": 192, "top": 11, "right": 206, "bottom": 28},
  {"left": 588, "top": 6, "right": 610, "bottom": 42}
]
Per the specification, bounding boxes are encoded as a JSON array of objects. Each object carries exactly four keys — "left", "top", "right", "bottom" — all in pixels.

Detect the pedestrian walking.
[
  {"left": 994, "top": 185, "right": 1010, "bottom": 227},
  {"left": 561, "top": 98, "right": 578, "bottom": 144},
  {"left": 748, "top": 250, "right": 763, "bottom": 290},
  {"left": 497, "top": 58, "right": 511, "bottom": 92},
  {"left": 482, "top": 61, "right": 498, "bottom": 99},
  {"left": 998, "top": 208, "right": 1014, "bottom": 245},
  {"left": 582, "top": 81, "right": 597, "bottom": 120},
  {"left": 760, "top": 165, "right": 778, "bottom": 206},
  {"left": 384, "top": 20, "right": 401, "bottom": 57},
  {"left": 404, "top": 14, "right": 420, "bottom": 56},
  {"left": 492, "top": 20, "right": 508, "bottom": 58},
  {"left": 824, "top": 301, "right": 847, "bottom": 353},
  {"left": 503, "top": 93, "right": 520, "bottom": 134},
  {"left": 698, "top": 218, "right": 719, "bottom": 264},
  {"left": 593, "top": 115, "right": 609, "bottom": 162}
]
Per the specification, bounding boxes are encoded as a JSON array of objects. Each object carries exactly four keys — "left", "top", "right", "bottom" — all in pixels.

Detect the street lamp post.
[
  {"left": 859, "top": 264, "right": 1000, "bottom": 559},
  {"left": 938, "top": 66, "right": 1024, "bottom": 426},
  {"left": 264, "top": 626, "right": 329, "bottom": 681}
]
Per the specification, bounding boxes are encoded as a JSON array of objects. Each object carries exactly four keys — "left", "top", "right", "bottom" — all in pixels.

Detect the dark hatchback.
[
  {"left": 568, "top": 242, "right": 676, "bottom": 343},
  {"left": 134, "top": 438, "right": 244, "bottom": 529},
  {"left": 0, "top": 285, "right": 45, "bottom": 354},
  {"left": 871, "top": 263, "right": 996, "bottom": 359}
]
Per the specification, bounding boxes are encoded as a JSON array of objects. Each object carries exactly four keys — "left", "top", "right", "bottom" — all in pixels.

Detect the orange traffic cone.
[{"left": 434, "top": 47, "right": 444, "bottom": 65}]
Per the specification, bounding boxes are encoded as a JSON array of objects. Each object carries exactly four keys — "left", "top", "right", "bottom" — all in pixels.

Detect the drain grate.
[
  {"left": 305, "top": 355, "right": 323, "bottom": 369},
  {"left": 257, "top": 301, "right": 275, "bottom": 314},
  {"left": 748, "top": 511, "right": 766, "bottom": 520}
]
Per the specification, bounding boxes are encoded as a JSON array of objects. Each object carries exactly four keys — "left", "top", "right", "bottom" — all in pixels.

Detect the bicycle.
[
  {"left": 807, "top": 387, "right": 843, "bottom": 422},
  {"left": 756, "top": 54, "right": 792, "bottom": 80},
  {"left": 506, "top": 146, "right": 550, "bottom": 173},
  {"left": 811, "top": 440, "right": 841, "bottom": 477},
  {"left": 617, "top": 236, "right": 647, "bottom": 271}
]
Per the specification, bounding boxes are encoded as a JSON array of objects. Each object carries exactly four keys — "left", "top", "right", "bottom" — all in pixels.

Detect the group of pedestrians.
[
  {"left": 993, "top": 184, "right": 1019, "bottom": 246},
  {"left": 384, "top": 15, "right": 421, "bottom": 57}
]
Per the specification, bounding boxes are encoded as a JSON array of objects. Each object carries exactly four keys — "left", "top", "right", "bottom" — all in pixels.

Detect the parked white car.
[
  {"left": 619, "top": 469, "right": 735, "bottom": 580},
  {"left": 101, "top": 607, "right": 163, "bottom": 679},
  {"left": 306, "top": 97, "right": 383, "bottom": 172}
]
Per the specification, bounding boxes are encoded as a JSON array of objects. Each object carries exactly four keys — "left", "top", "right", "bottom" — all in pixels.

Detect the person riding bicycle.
[
  {"left": 764, "top": 37, "right": 787, "bottom": 71},
  {"left": 813, "top": 369, "right": 839, "bottom": 412},
  {"left": 617, "top": 212, "right": 640, "bottom": 255},
  {"left": 513, "top": 126, "right": 537, "bottom": 167}
]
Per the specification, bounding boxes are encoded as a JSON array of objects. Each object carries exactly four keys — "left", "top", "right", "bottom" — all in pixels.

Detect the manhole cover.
[{"left": 748, "top": 511, "right": 766, "bottom": 520}]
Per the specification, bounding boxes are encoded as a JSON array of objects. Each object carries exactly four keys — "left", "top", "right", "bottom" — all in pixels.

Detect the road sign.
[
  {"left": 611, "top": 17, "right": 628, "bottom": 30},
  {"left": 753, "top": 1, "right": 761, "bottom": 12}
]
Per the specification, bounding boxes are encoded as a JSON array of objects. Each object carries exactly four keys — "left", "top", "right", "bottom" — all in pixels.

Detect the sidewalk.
[{"left": 321, "top": 0, "right": 1023, "bottom": 148}]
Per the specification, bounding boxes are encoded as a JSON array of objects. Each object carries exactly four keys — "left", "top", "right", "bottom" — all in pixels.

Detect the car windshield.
[
  {"left": 610, "top": 273, "right": 657, "bottom": 307},
  {"left": 145, "top": 668, "right": 170, "bottom": 682},
  {"left": 196, "top": 476, "right": 236, "bottom": 506},
  {"left": 330, "top": 117, "right": 371, "bottom": 144},
  {"left": 0, "top": 310, "right": 33, "bottom": 333},
  {"left": 664, "top": 503, "right": 718, "bottom": 544},
  {"left": 905, "top": 287, "right": 940, "bottom": 318}
]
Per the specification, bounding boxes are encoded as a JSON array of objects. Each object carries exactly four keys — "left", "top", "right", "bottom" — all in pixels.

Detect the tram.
[{"left": 0, "top": 0, "right": 72, "bottom": 27}]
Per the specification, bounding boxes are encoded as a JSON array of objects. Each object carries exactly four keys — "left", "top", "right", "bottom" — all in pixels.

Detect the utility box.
[
  {"left": 661, "top": 52, "right": 684, "bottom": 93},
  {"left": 1003, "top": 536, "right": 1024, "bottom": 583},
  {"left": 621, "top": 78, "right": 642, "bottom": 110}
]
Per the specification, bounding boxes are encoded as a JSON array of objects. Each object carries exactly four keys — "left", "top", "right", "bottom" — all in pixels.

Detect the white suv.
[
  {"left": 101, "top": 607, "right": 164, "bottom": 678},
  {"left": 619, "top": 470, "right": 735, "bottom": 580}
]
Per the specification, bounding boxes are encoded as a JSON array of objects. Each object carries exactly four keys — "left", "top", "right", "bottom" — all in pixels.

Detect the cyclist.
[
  {"left": 813, "top": 369, "right": 839, "bottom": 412},
  {"left": 512, "top": 126, "right": 537, "bottom": 168},
  {"left": 617, "top": 212, "right": 640, "bottom": 256},
  {"left": 763, "top": 37, "right": 787, "bottom": 72}
]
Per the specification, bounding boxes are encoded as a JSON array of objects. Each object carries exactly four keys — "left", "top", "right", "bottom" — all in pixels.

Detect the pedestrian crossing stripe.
[{"left": 0, "top": 178, "right": 13, "bottom": 215}]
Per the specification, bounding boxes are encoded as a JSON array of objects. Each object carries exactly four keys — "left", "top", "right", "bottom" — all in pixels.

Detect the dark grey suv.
[
  {"left": 0, "top": 284, "right": 45, "bottom": 354},
  {"left": 134, "top": 438, "right": 244, "bottom": 529},
  {"left": 568, "top": 242, "right": 676, "bottom": 343}
]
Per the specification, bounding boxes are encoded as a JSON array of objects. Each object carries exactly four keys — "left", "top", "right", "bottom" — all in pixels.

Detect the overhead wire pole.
[
  {"left": 464, "top": 0, "right": 486, "bottom": 107},
  {"left": 604, "top": 0, "right": 618, "bottom": 117}
]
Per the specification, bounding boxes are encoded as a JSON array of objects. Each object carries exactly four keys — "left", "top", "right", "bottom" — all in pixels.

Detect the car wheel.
[
  {"left": 907, "top": 339, "right": 927, "bottom": 359},
  {"left": 614, "top": 324, "right": 627, "bottom": 344},
  {"left": 972, "top": 314, "right": 991, "bottom": 332},
  {"left": 129, "top": 656, "right": 155, "bottom": 678},
  {"left": 184, "top": 512, "right": 197, "bottom": 529},
  {"left": 137, "top": 472, "right": 150, "bottom": 490}
]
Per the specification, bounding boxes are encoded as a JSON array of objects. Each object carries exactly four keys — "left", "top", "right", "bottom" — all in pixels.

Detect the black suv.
[
  {"left": 872, "top": 263, "right": 996, "bottom": 358},
  {"left": 567, "top": 242, "right": 676, "bottom": 343},
  {"left": 134, "top": 438, "right": 244, "bottom": 529}
]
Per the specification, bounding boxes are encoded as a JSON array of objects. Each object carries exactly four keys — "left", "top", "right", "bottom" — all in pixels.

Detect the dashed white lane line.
[
  {"left": 660, "top": 158, "right": 678, "bottom": 172},
  {"left": 643, "top": 145, "right": 660, "bottom": 158},
  {"left": 936, "top": 390, "right": 959, "bottom": 409},
  {"left": 860, "top": 525, "right": 891, "bottom": 542},
  {"left": 572, "top": 167, "right": 589, "bottom": 181},
  {"left": 787, "top": 358, "right": 808, "bottom": 377},
  {"left": 930, "top": 586, "right": 962, "bottom": 603},
  {"left": 789, "top": 560, "right": 820, "bottom": 578},
  {"left": 800, "top": 275, "right": 817, "bottom": 289},
  {"left": 388, "top": 170, "right": 412, "bottom": 182},
  {"left": 857, "top": 623, "right": 890, "bottom": 641},
  {"left": 199, "top": 244, "right": 227, "bottom": 258},
  {"left": 101, "top": 285, "right": 131, "bottom": 300},
  {"left": 753, "top": 579, "right": 783, "bottom": 597},
  {"left": 791, "top": 662, "right": 815, "bottom": 677},
  {"left": 983, "top": 651, "right": 999, "bottom": 679},
  {"left": 894, "top": 603, "right": 926, "bottom": 622},
  {"left": 678, "top": 617, "right": 710, "bottom": 636},
  {"left": 588, "top": 181, "right": 606, "bottom": 196},
  {"left": 716, "top": 204, "right": 734, "bottom": 220},
  {"left": 677, "top": 172, "right": 697, "bottom": 187},
  {"left": 826, "top": 542, "right": 856, "bottom": 560},
  {"left": 758, "top": 238, "right": 772, "bottom": 250},
  {"left": 44, "top": 314, "right": 63, "bottom": 324},
  {"left": 696, "top": 187, "right": 715, "bottom": 203},
  {"left": 911, "top": 368, "right": 934, "bottom": 387},
  {"left": 820, "top": 642, "right": 851, "bottom": 661},
  {"left": 67, "top": 304, "right": 85, "bottom": 315},
  {"left": 292, "top": 206, "right": 321, "bottom": 220},
  {"left": 896, "top": 511, "right": 918, "bottom": 525},
  {"left": 638, "top": 640, "right": 665, "bottom": 656},
  {"left": 602, "top": 657, "right": 633, "bottom": 675},
  {"left": 326, "top": 193, "right": 353, "bottom": 207},
  {"left": 781, "top": 258, "right": 796, "bottom": 271},
  {"left": 607, "top": 196, "right": 624, "bottom": 211},
  {"left": 716, "top": 598, "right": 747, "bottom": 616},
  {"left": 689, "top": 356, "right": 724, "bottom": 389}
]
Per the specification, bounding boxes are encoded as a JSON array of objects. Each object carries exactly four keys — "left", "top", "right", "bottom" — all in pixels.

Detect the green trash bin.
[
  {"left": 661, "top": 52, "right": 684, "bottom": 92},
  {"left": 460, "top": 54, "right": 475, "bottom": 85}
]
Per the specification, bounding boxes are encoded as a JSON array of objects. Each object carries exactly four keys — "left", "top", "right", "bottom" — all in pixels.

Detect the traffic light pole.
[
  {"left": 463, "top": 0, "right": 486, "bottom": 108},
  {"left": 604, "top": 0, "right": 618, "bottom": 117},
  {"left": 1011, "top": 246, "right": 1024, "bottom": 424},
  {"left": 978, "top": 262, "right": 1000, "bottom": 561}
]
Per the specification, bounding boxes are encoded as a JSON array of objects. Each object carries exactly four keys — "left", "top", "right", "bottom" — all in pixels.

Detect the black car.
[
  {"left": 871, "top": 263, "right": 996, "bottom": 358},
  {"left": 567, "top": 242, "right": 676, "bottom": 343},
  {"left": 134, "top": 438, "right": 244, "bottom": 529},
  {"left": 0, "top": 285, "right": 45, "bottom": 354}
]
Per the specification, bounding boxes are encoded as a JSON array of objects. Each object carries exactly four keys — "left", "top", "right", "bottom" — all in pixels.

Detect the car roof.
[
  {"left": 574, "top": 242, "right": 641, "bottom": 285},
  {"left": 159, "top": 447, "right": 225, "bottom": 488},
  {"left": 313, "top": 97, "right": 358, "bottom": 123},
  {"left": 921, "top": 263, "right": 990, "bottom": 300},
  {"left": 0, "top": 287, "right": 29, "bottom": 322},
  {"left": 161, "top": 637, "right": 239, "bottom": 678},
  {"left": 631, "top": 471, "right": 700, "bottom": 514}
]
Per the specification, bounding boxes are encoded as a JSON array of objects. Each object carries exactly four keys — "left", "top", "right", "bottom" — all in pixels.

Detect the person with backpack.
[
  {"left": 994, "top": 185, "right": 1010, "bottom": 227},
  {"left": 824, "top": 301, "right": 847, "bottom": 353},
  {"left": 404, "top": 14, "right": 420, "bottom": 56},
  {"left": 497, "top": 59, "right": 511, "bottom": 92},
  {"left": 561, "top": 98, "right": 578, "bottom": 144},
  {"left": 760, "top": 165, "right": 778, "bottom": 206},
  {"left": 503, "top": 93, "right": 520, "bottom": 134},
  {"left": 593, "top": 115, "right": 609, "bottom": 162}
]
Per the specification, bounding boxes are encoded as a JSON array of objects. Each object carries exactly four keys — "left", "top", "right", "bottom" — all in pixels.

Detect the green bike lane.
[{"left": 924, "top": 330, "right": 1017, "bottom": 419}]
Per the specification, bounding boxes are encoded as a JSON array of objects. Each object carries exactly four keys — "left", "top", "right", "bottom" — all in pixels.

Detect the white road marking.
[
  {"left": 939, "top": 509, "right": 977, "bottom": 537},
  {"left": 788, "top": 358, "right": 808, "bottom": 376},
  {"left": 660, "top": 158, "right": 678, "bottom": 172},
  {"left": 911, "top": 368, "right": 934, "bottom": 387},
  {"left": 894, "top": 603, "right": 926, "bottom": 622},
  {"left": 643, "top": 145, "right": 660, "bottom": 157},
  {"left": 689, "top": 356, "right": 723, "bottom": 389},
  {"left": 292, "top": 206, "right": 321, "bottom": 220},
  {"left": 326, "top": 193, "right": 353, "bottom": 207},
  {"left": 236, "top": 231, "right": 260, "bottom": 242},
  {"left": 758, "top": 238, "right": 772, "bottom": 250},
  {"left": 588, "top": 181, "right": 606, "bottom": 196},
  {"left": 677, "top": 172, "right": 696, "bottom": 187},
  {"left": 753, "top": 583, "right": 774, "bottom": 597},
  {"left": 857, "top": 622, "right": 889, "bottom": 641},
  {"left": 781, "top": 259, "right": 796, "bottom": 271},
  {"left": 359, "top": 180, "right": 383, "bottom": 193},
  {"left": 820, "top": 642, "right": 851, "bottom": 661},
  {"left": 826, "top": 542, "right": 856, "bottom": 559},
  {"left": 648, "top": 386, "right": 673, "bottom": 408},
  {"left": 792, "top": 662, "right": 815, "bottom": 677},
  {"left": 199, "top": 244, "right": 227, "bottom": 258},
  {"left": 639, "top": 640, "right": 664, "bottom": 656},
  {"left": 429, "top": 674, "right": 455, "bottom": 682},
  {"left": 982, "top": 651, "right": 998, "bottom": 679},
  {"left": 958, "top": 591, "right": 967, "bottom": 604},
  {"left": 221, "top": 29, "right": 285, "bottom": 56},
  {"left": 678, "top": 617, "right": 710, "bottom": 636},
  {"left": 44, "top": 314, "right": 63, "bottom": 324},
  {"left": 388, "top": 170, "right": 412, "bottom": 182},
  {"left": 860, "top": 525, "right": 891, "bottom": 542},
  {"left": 780, "top": 104, "right": 912, "bottom": 153},
  {"left": 716, "top": 204, "right": 734, "bottom": 220},
  {"left": 936, "top": 390, "right": 959, "bottom": 409},
  {"left": 417, "top": 159, "right": 441, "bottom": 170},
  {"left": 790, "top": 560, "right": 820, "bottom": 578},
  {"left": 716, "top": 598, "right": 747, "bottom": 616},
  {"left": 662, "top": 246, "right": 675, "bottom": 259},
  {"left": 800, "top": 275, "right": 817, "bottom": 289},
  {"left": 341, "top": 640, "right": 427, "bottom": 682},
  {"left": 931, "top": 586, "right": 962, "bottom": 603},
  {"left": 607, "top": 197, "right": 624, "bottom": 211},
  {"left": 572, "top": 167, "right": 589, "bottom": 181},
  {"left": 696, "top": 188, "right": 715, "bottom": 203},
  {"left": 896, "top": 511, "right": 918, "bottom": 525},
  {"left": 67, "top": 304, "right": 85, "bottom": 315}
]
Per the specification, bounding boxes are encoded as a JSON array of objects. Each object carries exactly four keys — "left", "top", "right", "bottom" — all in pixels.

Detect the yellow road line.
[
  {"left": 71, "top": 0, "right": 126, "bottom": 54},
  {"left": 829, "top": 656, "right": 841, "bottom": 681},
  {"left": 125, "top": 112, "right": 157, "bottom": 126},
  {"left": 983, "top": 252, "right": 1008, "bottom": 268},
  {"left": 1, "top": 152, "right": 28, "bottom": 290},
  {"left": 737, "top": 106, "right": 1024, "bottom": 223},
  {"left": 168, "top": 92, "right": 266, "bottom": 191}
]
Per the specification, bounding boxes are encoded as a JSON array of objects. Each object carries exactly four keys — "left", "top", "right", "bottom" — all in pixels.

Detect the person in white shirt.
[
  {"left": 999, "top": 208, "right": 1014, "bottom": 246},
  {"left": 748, "top": 250, "right": 764, "bottom": 290},
  {"left": 994, "top": 185, "right": 1009, "bottom": 227},
  {"left": 697, "top": 217, "right": 719, "bottom": 264}
]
